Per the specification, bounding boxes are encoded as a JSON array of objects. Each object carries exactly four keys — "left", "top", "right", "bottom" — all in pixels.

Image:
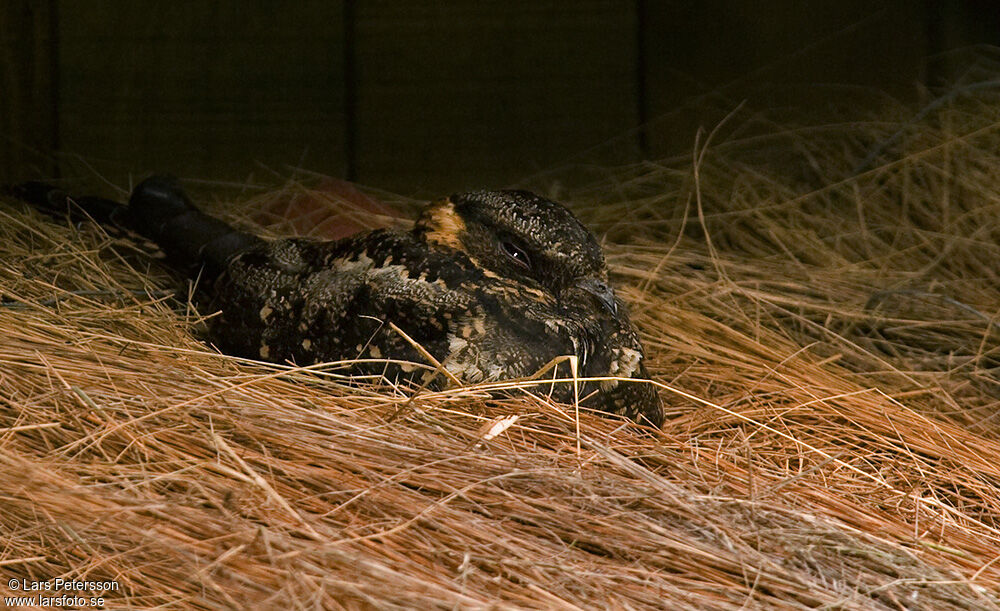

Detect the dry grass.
[{"left": 3, "top": 84, "right": 1000, "bottom": 609}]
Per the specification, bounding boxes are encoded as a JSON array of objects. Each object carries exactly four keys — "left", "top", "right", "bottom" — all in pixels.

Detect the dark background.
[{"left": 2, "top": 1, "right": 999, "bottom": 197}]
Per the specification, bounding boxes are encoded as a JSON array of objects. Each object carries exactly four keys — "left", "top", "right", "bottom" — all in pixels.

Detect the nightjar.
[{"left": 11, "top": 177, "right": 663, "bottom": 427}]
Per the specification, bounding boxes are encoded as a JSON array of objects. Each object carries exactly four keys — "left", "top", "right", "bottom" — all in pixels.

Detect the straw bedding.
[{"left": 2, "top": 88, "right": 1000, "bottom": 609}]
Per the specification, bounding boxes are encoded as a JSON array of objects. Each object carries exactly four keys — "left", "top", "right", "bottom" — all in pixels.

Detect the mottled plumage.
[{"left": 12, "top": 177, "right": 663, "bottom": 427}]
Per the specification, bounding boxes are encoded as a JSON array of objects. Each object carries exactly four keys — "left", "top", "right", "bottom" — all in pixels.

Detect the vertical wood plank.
[
  {"left": 353, "top": 1, "right": 640, "bottom": 196},
  {"left": 57, "top": 1, "right": 346, "bottom": 184},
  {"left": 641, "top": 1, "right": 928, "bottom": 158},
  {"left": 0, "top": 0, "right": 58, "bottom": 182}
]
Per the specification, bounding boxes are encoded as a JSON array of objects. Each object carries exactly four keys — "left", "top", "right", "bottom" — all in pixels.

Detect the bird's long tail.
[{"left": 7, "top": 175, "right": 261, "bottom": 280}]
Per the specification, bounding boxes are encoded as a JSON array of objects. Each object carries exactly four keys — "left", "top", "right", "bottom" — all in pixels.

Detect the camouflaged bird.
[{"left": 12, "top": 176, "right": 663, "bottom": 427}]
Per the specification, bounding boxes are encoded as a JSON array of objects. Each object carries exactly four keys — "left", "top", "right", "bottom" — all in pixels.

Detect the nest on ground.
[{"left": 3, "top": 84, "right": 1000, "bottom": 610}]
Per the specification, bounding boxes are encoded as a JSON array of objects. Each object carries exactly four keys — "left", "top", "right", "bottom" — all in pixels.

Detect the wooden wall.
[
  {"left": 58, "top": 3, "right": 348, "bottom": 183},
  {"left": 1, "top": 2, "right": 58, "bottom": 181},
  {"left": 2, "top": 1, "right": 998, "bottom": 196}
]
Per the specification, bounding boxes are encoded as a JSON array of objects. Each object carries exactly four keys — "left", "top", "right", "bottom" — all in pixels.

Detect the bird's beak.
[{"left": 576, "top": 277, "right": 618, "bottom": 316}]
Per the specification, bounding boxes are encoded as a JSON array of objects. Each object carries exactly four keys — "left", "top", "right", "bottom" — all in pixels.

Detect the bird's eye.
[{"left": 500, "top": 240, "right": 531, "bottom": 269}]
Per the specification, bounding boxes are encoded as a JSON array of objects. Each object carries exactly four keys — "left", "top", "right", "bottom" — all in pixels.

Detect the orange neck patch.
[{"left": 416, "top": 199, "right": 466, "bottom": 251}]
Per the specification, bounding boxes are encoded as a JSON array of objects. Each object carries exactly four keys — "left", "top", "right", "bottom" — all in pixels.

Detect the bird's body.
[{"left": 11, "top": 178, "right": 663, "bottom": 427}]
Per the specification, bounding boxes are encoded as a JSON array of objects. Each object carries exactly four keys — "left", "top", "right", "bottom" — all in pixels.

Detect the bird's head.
[{"left": 415, "top": 190, "right": 619, "bottom": 314}]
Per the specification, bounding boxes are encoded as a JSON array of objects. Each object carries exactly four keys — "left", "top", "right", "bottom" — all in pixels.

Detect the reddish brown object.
[{"left": 251, "top": 178, "right": 405, "bottom": 240}]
